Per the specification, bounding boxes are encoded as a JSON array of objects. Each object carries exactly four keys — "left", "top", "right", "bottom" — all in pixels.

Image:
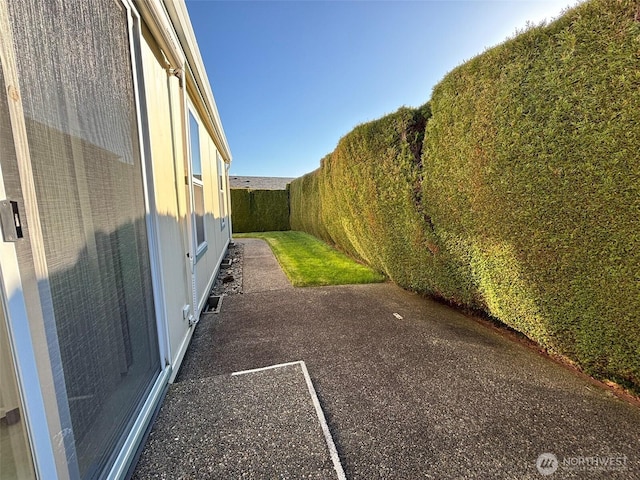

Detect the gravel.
[{"left": 210, "top": 241, "right": 244, "bottom": 297}]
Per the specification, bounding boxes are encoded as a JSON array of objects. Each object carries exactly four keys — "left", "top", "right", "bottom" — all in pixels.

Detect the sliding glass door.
[{"left": 1, "top": 0, "right": 161, "bottom": 477}]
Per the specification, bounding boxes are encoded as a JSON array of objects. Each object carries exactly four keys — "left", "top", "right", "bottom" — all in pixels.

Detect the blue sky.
[{"left": 186, "top": 0, "right": 580, "bottom": 178}]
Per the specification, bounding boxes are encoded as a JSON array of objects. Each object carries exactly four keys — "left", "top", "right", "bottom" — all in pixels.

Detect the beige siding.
[{"left": 140, "top": 25, "right": 192, "bottom": 370}]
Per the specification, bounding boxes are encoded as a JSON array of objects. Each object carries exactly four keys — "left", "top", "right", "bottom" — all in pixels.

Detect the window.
[
  {"left": 218, "top": 154, "right": 227, "bottom": 229},
  {"left": 189, "top": 111, "right": 206, "bottom": 251}
]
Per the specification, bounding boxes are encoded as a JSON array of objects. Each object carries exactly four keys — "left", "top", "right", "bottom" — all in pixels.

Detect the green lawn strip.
[{"left": 234, "top": 231, "right": 385, "bottom": 287}]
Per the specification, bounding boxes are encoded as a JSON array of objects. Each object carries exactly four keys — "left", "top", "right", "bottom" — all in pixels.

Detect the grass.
[{"left": 234, "top": 231, "right": 386, "bottom": 287}]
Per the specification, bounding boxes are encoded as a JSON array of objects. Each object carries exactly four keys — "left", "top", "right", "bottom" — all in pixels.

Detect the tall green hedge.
[
  {"left": 290, "top": 104, "right": 470, "bottom": 297},
  {"left": 289, "top": 165, "right": 330, "bottom": 240},
  {"left": 289, "top": 0, "right": 640, "bottom": 391},
  {"left": 231, "top": 188, "right": 290, "bottom": 233}
]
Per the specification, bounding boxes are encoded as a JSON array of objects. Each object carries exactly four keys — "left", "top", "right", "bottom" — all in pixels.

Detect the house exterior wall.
[
  {"left": 139, "top": 23, "right": 194, "bottom": 377},
  {"left": 139, "top": 0, "right": 233, "bottom": 377},
  {"left": 138, "top": 0, "right": 234, "bottom": 381},
  {"left": 0, "top": 0, "right": 232, "bottom": 478},
  {"left": 137, "top": 0, "right": 234, "bottom": 383}
]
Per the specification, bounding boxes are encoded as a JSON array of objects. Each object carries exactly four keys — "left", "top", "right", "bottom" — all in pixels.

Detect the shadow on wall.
[
  {"left": 10, "top": 214, "right": 160, "bottom": 478},
  {"left": 11, "top": 211, "right": 230, "bottom": 478},
  {"left": 2, "top": 117, "right": 226, "bottom": 477}
]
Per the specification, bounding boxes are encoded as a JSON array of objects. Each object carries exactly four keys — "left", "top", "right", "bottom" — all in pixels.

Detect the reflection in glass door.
[
  {"left": 0, "top": 300, "right": 35, "bottom": 479},
  {"left": 3, "top": 0, "right": 162, "bottom": 477}
]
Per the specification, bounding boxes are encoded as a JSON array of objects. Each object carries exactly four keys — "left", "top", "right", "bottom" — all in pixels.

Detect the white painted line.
[
  {"left": 230, "top": 360, "right": 347, "bottom": 480},
  {"left": 299, "top": 360, "right": 347, "bottom": 480},
  {"left": 231, "top": 360, "right": 302, "bottom": 376}
]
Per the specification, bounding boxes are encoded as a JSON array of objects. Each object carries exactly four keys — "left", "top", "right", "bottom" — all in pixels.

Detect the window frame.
[
  {"left": 187, "top": 108, "right": 207, "bottom": 261},
  {"left": 218, "top": 153, "right": 227, "bottom": 230}
]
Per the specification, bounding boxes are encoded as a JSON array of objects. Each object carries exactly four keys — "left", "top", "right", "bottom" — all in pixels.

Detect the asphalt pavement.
[{"left": 133, "top": 238, "right": 640, "bottom": 479}]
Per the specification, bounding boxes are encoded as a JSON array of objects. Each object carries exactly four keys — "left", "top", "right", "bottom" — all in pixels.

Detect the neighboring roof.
[{"left": 230, "top": 176, "right": 296, "bottom": 190}]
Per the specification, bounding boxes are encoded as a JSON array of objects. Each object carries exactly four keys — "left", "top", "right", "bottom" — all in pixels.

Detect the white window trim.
[
  {"left": 187, "top": 106, "right": 208, "bottom": 263},
  {"left": 218, "top": 153, "right": 226, "bottom": 230}
]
